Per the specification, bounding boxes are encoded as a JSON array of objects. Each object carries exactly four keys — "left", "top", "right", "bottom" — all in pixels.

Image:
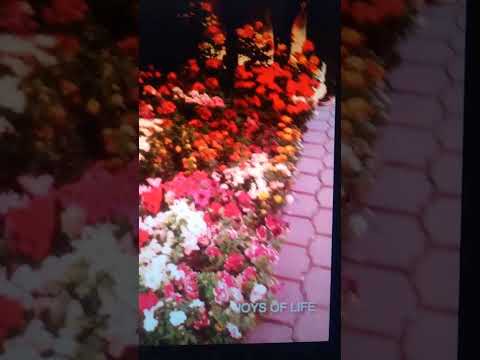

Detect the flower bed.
[
  {"left": 339, "top": 0, "right": 424, "bottom": 306},
  {"left": 138, "top": 3, "right": 327, "bottom": 345},
  {"left": 1, "top": 1, "right": 138, "bottom": 358}
]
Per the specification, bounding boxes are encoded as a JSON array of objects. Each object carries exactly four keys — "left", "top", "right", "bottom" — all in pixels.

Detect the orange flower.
[{"left": 302, "top": 40, "right": 315, "bottom": 54}]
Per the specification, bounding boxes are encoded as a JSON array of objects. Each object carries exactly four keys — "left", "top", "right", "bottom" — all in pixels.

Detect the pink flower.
[
  {"left": 206, "top": 246, "right": 222, "bottom": 257},
  {"left": 224, "top": 253, "right": 245, "bottom": 273},
  {"left": 240, "top": 266, "right": 257, "bottom": 284},
  {"left": 256, "top": 225, "right": 268, "bottom": 241},
  {"left": 139, "top": 291, "right": 159, "bottom": 312},
  {"left": 237, "top": 191, "right": 253, "bottom": 210},
  {"left": 224, "top": 202, "right": 241, "bottom": 218},
  {"left": 265, "top": 214, "right": 285, "bottom": 236},
  {"left": 214, "top": 281, "right": 229, "bottom": 305}
]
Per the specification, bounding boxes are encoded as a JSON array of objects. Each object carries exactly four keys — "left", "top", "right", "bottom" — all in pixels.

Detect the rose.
[
  {"left": 6, "top": 196, "right": 55, "bottom": 262},
  {"left": 139, "top": 291, "right": 159, "bottom": 312},
  {"left": 0, "top": 296, "right": 25, "bottom": 344},
  {"left": 224, "top": 253, "right": 245, "bottom": 273}
]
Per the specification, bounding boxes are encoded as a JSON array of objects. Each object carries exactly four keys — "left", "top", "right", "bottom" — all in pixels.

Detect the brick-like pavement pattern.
[
  {"left": 342, "top": 2, "right": 465, "bottom": 359},
  {"left": 246, "top": 101, "right": 336, "bottom": 343}
]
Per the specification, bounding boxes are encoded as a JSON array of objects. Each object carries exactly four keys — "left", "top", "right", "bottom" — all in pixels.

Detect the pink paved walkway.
[
  {"left": 246, "top": 101, "right": 336, "bottom": 343},
  {"left": 342, "top": 2, "right": 465, "bottom": 359}
]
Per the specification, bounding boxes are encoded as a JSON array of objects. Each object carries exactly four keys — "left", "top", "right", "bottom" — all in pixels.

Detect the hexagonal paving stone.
[
  {"left": 322, "top": 153, "right": 334, "bottom": 169},
  {"left": 319, "top": 168, "right": 334, "bottom": 187},
  {"left": 293, "top": 308, "right": 329, "bottom": 342},
  {"left": 389, "top": 65, "right": 450, "bottom": 95},
  {"left": 431, "top": 153, "right": 463, "bottom": 195},
  {"left": 346, "top": 212, "right": 425, "bottom": 269},
  {"left": 449, "top": 29, "right": 465, "bottom": 54},
  {"left": 441, "top": 85, "right": 464, "bottom": 115},
  {"left": 365, "top": 166, "right": 432, "bottom": 213},
  {"left": 283, "top": 215, "right": 315, "bottom": 247},
  {"left": 342, "top": 263, "right": 417, "bottom": 337},
  {"left": 313, "top": 209, "right": 333, "bottom": 235},
  {"left": 327, "top": 126, "right": 335, "bottom": 140},
  {"left": 436, "top": 118, "right": 464, "bottom": 152},
  {"left": 324, "top": 138, "right": 335, "bottom": 154},
  {"left": 304, "top": 267, "right": 331, "bottom": 306},
  {"left": 309, "top": 235, "right": 332, "bottom": 268},
  {"left": 389, "top": 93, "right": 442, "bottom": 129},
  {"left": 342, "top": 330, "right": 401, "bottom": 360},
  {"left": 274, "top": 245, "right": 310, "bottom": 280},
  {"left": 404, "top": 311, "right": 458, "bottom": 360},
  {"left": 424, "top": 197, "right": 462, "bottom": 247},
  {"left": 397, "top": 38, "right": 454, "bottom": 65},
  {"left": 414, "top": 249, "right": 460, "bottom": 310},
  {"left": 307, "top": 120, "right": 329, "bottom": 132},
  {"left": 284, "top": 193, "right": 318, "bottom": 218},
  {"left": 296, "top": 157, "right": 321, "bottom": 175},
  {"left": 376, "top": 126, "right": 437, "bottom": 167},
  {"left": 264, "top": 280, "right": 304, "bottom": 326},
  {"left": 302, "top": 144, "right": 326, "bottom": 159},
  {"left": 292, "top": 173, "right": 322, "bottom": 195},
  {"left": 246, "top": 322, "right": 293, "bottom": 343},
  {"left": 302, "top": 131, "right": 329, "bottom": 145},
  {"left": 316, "top": 187, "right": 333, "bottom": 208},
  {"left": 447, "top": 56, "right": 465, "bottom": 82}
]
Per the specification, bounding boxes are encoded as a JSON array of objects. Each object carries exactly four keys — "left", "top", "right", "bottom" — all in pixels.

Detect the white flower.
[
  {"left": 60, "top": 205, "right": 86, "bottom": 239},
  {"left": 0, "top": 76, "right": 26, "bottom": 113},
  {"left": 143, "top": 309, "right": 159, "bottom": 332},
  {"left": 226, "top": 323, "right": 242, "bottom": 339},
  {"left": 141, "top": 255, "right": 168, "bottom": 290},
  {"left": 249, "top": 283, "right": 267, "bottom": 303},
  {"left": 17, "top": 174, "right": 54, "bottom": 196},
  {"left": 189, "top": 299, "right": 205, "bottom": 308},
  {"left": 169, "top": 310, "right": 187, "bottom": 327},
  {"left": 0, "top": 191, "right": 29, "bottom": 215},
  {"left": 229, "top": 288, "right": 244, "bottom": 303},
  {"left": 0, "top": 116, "right": 15, "bottom": 135}
]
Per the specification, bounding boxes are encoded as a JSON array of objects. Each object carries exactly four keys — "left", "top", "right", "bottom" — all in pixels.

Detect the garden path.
[
  {"left": 342, "top": 1, "right": 465, "bottom": 359},
  {"left": 246, "top": 100, "right": 336, "bottom": 343}
]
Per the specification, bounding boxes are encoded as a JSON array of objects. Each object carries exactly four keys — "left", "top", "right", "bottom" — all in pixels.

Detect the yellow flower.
[
  {"left": 86, "top": 98, "right": 101, "bottom": 115},
  {"left": 258, "top": 191, "right": 270, "bottom": 201},
  {"left": 274, "top": 195, "right": 283, "bottom": 204}
]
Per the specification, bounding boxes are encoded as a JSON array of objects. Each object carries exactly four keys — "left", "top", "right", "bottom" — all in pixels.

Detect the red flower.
[
  {"left": 210, "top": 202, "right": 223, "bottom": 216},
  {"left": 43, "top": 0, "right": 88, "bottom": 25},
  {"left": 224, "top": 253, "right": 245, "bottom": 273},
  {"left": 197, "top": 106, "right": 212, "bottom": 121},
  {"left": 0, "top": 0, "right": 37, "bottom": 34},
  {"left": 302, "top": 40, "right": 315, "bottom": 54},
  {"left": 142, "top": 186, "right": 163, "bottom": 214},
  {"left": 205, "top": 77, "right": 219, "bottom": 90},
  {"left": 206, "top": 58, "right": 222, "bottom": 70},
  {"left": 224, "top": 202, "right": 241, "bottom": 218},
  {"left": 224, "top": 109, "right": 237, "bottom": 121},
  {"left": 139, "top": 291, "right": 159, "bottom": 312},
  {"left": 139, "top": 229, "right": 150, "bottom": 248},
  {"left": 117, "top": 36, "right": 139, "bottom": 58},
  {"left": 157, "top": 101, "right": 176, "bottom": 115},
  {"left": 0, "top": 297, "right": 25, "bottom": 344},
  {"left": 6, "top": 196, "right": 55, "bottom": 262},
  {"left": 192, "top": 82, "right": 206, "bottom": 92}
]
